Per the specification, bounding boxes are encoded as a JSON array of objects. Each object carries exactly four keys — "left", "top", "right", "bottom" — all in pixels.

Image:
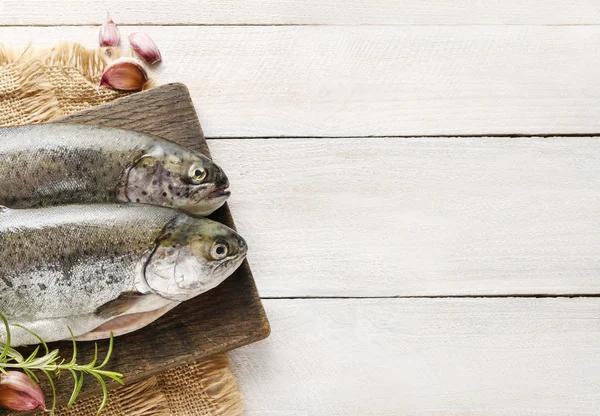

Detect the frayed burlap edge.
[
  {"left": 56, "top": 354, "right": 243, "bottom": 416},
  {"left": 42, "top": 43, "right": 111, "bottom": 79},
  {"left": 0, "top": 45, "right": 62, "bottom": 124},
  {"left": 122, "top": 354, "right": 245, "bottom": 416},
  {"left": 173, "top": 355, "right": 245, "bottom": 416},
  {"left": 106, "top": 377, "right": 167, "bottom": 416},
  {"left": 0, "top": 43, "right": 112, "bottom": 80}
]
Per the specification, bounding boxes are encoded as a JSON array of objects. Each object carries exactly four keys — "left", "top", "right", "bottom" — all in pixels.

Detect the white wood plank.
[
  {"left": 3, "top": 26, "right": 600, "bottom": 136},
  {"left": 3, "top": 0, "right": 600, "bottom": 25},
  {"left": 231, "top": 298, "right": 600, "bottom": 415},
  {"left": 208, "top": 137, "right": 600, "bottom": 297}
]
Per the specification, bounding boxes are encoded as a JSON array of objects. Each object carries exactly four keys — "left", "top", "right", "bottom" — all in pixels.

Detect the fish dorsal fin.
[{"left": 94, "top": 291, "right": 146, "bottom": 319}]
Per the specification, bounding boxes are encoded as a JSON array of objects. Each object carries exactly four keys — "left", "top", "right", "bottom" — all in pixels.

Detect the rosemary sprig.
[{"left": 0, "top": 312, "right": 124, "bottom": 414}]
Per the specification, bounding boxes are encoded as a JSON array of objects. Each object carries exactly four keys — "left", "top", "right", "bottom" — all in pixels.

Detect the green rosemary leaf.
[
  {"left": 90, "top": 342, "right": 99, "bottom": 368},
  {"left": 4, "top": 345, "right": 24, "bottom": 363},
  {"left": 90, "top": 371, "right": 109, "bottom": 414},
  {"left": 13, "top": 323, "right": 50, "bottom": 356},
  {"left": 94, "top": 369, "right": 125, "bottom": 385},
  {"left": 68, "top": 327, "right": 78, "bottom": 365},
  {"left": 98, "top": 333, "right": 115, "bottom": 369},
  {"left": 25, "top": 346, "right": 41, "bottom": 364},
  {"left": 23, "top": 367, "right": 40, "bottom": 384},
  {"left": 42, "top": 369, "right": 58, "bottom": 415},
  {"left": 0, "top": 313, "right": 11, "bottom": 362},
  {"left": 74, "top": 371, "right": 85, "bottom": 403},
  {"left": 66, "top": 369, "right": 81, "bottom": 407}
]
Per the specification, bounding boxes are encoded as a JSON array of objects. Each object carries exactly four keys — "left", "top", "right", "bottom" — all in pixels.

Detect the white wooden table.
[{"left": 5, "top": 2, "right": 600, "bottom": 414}]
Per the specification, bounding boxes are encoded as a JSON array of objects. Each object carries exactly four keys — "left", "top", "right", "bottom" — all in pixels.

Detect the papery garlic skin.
[
  {"left": 99, "top": 17, "right": 120, "bottom": 47},
  {"left": 99, "top": 57, "right": 149, "bottom": 91},
  {"left": 129, "top": 32, "right": 162, "bottom": 65},
  {"left": 0, "top": 371, "right": 46, "bottom": 411}
]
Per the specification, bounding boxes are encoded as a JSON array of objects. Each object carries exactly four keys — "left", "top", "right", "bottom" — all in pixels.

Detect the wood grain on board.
[
  {"left": 2, "top": 83, "right": 269, "bottom": 415},
  {"left": 2, "top": 0, "right": 600, "bottom": 25},
  {"left": 232, "top": 298, "right": 600, "bottom": 416},
  {"left": 3, "top": 26, "right": 600, "bottom": 136},
  {"left": 208, "top": 137, "right": 600, "bottom": 297}
]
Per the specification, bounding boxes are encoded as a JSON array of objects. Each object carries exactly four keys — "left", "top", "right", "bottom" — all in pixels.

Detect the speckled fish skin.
[
  {"left": 0, "top": 124, "right": 230, "bottom": 216},
  {"left": 0, "top": 204, "right": 247, "bottom": 346}
]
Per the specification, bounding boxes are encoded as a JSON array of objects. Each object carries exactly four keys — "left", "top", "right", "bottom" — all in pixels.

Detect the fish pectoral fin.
[
  {"left": 77, "top": 302, "right": 180, "bottom": 341},
  {"left": 94, "top": 291, "right": 146, "bottom": 319}
]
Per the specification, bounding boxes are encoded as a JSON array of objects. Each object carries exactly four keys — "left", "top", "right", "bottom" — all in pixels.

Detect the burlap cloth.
[{"left": 0, "top": 44, "right": 244, "bottom": 416}]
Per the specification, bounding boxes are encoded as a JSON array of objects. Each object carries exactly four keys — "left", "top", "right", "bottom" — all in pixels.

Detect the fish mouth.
[
  {"left": 212, "top": 255, "right": 245, "bottom": 282},
  {"left": 208, "top": 185, "right": 231, "bottom": 199}
]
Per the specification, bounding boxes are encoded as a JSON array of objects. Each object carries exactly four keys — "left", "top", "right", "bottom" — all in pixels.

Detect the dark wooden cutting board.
[{"left": 2, "top": 83, "right": 269, "bottom": 415}]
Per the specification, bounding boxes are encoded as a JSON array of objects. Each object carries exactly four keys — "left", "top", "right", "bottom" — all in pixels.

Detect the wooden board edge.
[{"left": 53, "top": 83, "right": 196, "bottom": 124}]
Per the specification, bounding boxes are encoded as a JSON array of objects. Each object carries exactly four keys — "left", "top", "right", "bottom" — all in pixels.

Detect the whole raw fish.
[
  {"left": 0, "top": 124, "right": 230, "bottom": 216},
  {"left": 0, "top": 204, "right": 247, "bottom": 346}
]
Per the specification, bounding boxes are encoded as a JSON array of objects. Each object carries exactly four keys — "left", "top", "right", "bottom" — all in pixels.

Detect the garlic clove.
[
  {"left": 99, "top": 57, "right": 149, "bottom": 91},
  {"left": 99, "top": 16, "right": 120, "bottom": 47},
  {"left": 0, "top": 371, "right": 46, "bottom": 411},
  {"left": 129, "top": 32, "right": 162, "bottom": 65}
]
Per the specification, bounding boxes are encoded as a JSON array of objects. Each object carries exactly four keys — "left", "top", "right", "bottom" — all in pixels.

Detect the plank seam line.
[
  {"left": 3, "top": 23, "right": 600, "bottom": 27},
  {"left": 262, "top": 294, "right": 600, "bottom": 300},
  {"left": 207, "top": 133, "right": 600, "bottom": 140}
]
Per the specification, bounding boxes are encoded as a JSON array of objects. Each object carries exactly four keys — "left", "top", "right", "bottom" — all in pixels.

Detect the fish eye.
[
  {"left": 210, "top": 242, "right": 229, "bottom": 260},
  {"left": 188, "top": 165, "right": 207, "bottom": 183}
]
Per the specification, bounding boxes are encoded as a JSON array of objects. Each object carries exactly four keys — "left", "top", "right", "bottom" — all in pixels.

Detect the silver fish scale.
[
  {"left": 0, "top": 124, "right": 156, "bottom": 208},
  {"left": 0, "top": 204, "right": 180, "bottom": 321}
]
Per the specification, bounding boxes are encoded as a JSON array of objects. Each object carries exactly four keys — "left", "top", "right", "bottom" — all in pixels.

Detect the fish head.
[
  {"left": 143, "top": 217, "right": 247, "bottom": 301},
  {"left": 125, "top": 148, "right": 230, "bottom": 216}
]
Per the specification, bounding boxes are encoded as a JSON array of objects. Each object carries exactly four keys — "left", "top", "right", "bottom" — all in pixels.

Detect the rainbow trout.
[
  {"left": 0, "top": 124, "right": 230, "bottom": 216},
  {"left": 0, "top": 204, "right": 247, "bottom": 346}
]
